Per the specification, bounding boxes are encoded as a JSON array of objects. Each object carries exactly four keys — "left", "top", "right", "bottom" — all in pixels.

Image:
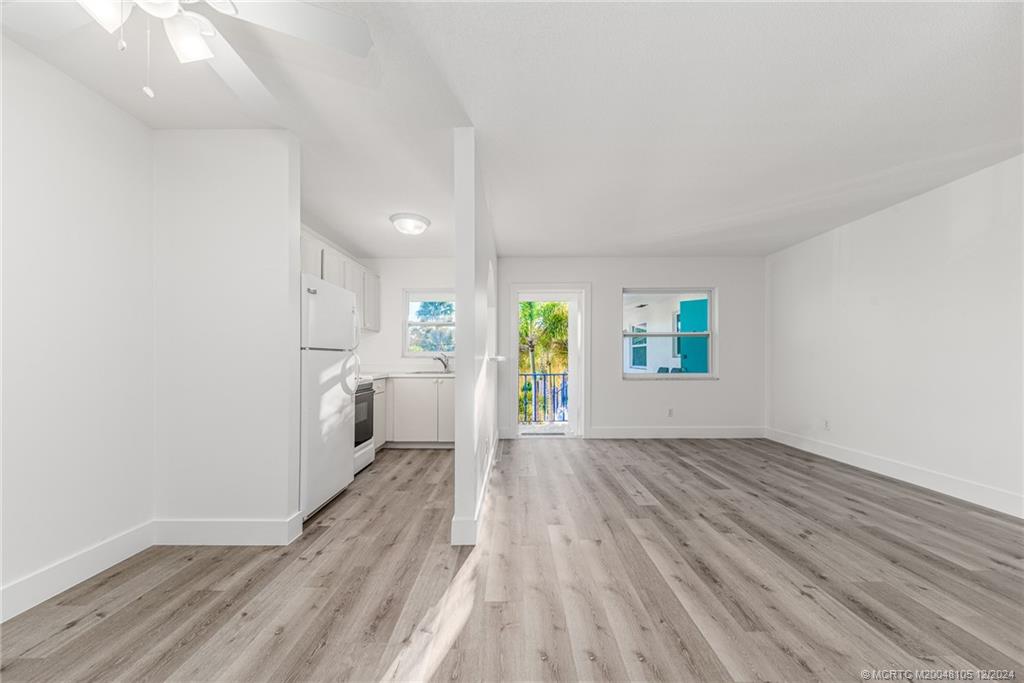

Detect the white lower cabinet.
[
  {"left": 390, "top": 377, "right": 455, "bottom": 444},
  {"left": 373, "top": 381, "right": 386, "bottom": 449},
  {"left": 436, "top": 378, "right": 455, "bottom": 442}
]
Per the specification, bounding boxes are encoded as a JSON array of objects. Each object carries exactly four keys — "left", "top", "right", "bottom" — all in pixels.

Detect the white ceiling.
[
  {"left": 4, "top": 2, "right": 1021, "bottom": 258},
  {"left": 401, "top": 1, "right": 1021, "bottom": 256}
]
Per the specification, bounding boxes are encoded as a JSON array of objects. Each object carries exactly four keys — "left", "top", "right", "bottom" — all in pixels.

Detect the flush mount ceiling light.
[{"left": 390, "top": 213, "right": 430, "bottom": 236}]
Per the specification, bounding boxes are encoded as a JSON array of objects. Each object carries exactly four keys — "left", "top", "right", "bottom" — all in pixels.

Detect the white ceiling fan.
[{"left": 1, "top": 0, "right": 372, "bottom": 122}]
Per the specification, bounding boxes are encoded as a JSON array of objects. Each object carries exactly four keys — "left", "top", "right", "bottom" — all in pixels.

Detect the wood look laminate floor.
[{"left": 2, "top": 439, "right": 1022, "bottom": 682}]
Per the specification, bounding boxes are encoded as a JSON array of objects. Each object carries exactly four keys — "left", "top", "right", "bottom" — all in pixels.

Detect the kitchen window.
[
  {"left": 404, "top": 290, "right": 455, "bottom": 356},
  {"left": 622, "top": 288, "right": 716, "bottom": 378}
]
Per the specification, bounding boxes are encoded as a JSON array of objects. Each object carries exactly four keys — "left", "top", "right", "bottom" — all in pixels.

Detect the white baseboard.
[
  {"left": 450, "top": 435, "right": 498, "bottom": 546},
  {"left": 586, "top": 425, "right": 765, "bottom": 439},
  {"left": 1, "top": 511, "right": 304, "bottom": 623},
  {"left": 766, "top": 428, "right": 1024, "bottom": 519},
  {"left": 449, "top": 516, "right": 478, "bottom": 546},
  {"left": 152, "top": 512, "right": 304, "bottom": 546},
  {"left": 1, "top": 520, "right": 153, "bottom": 622},
  {"left": 386, "top": 442, "right": 455, "bottom": 450}
]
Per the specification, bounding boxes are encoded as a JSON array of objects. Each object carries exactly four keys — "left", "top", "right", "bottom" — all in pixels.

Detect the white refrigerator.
[{"left": 300, "top": 274, "right": 360, "bottom": 520}]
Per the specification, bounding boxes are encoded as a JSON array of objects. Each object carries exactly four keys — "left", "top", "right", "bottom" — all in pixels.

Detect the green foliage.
[
  {"left": 408, "top": 325, "right": 455, "bottom": 353},
  {"left": 518, "top": 301, "right": 569, "bottom": 374},
  {"left": 415, "top": 300, "right": 454, "bottom": 322}
]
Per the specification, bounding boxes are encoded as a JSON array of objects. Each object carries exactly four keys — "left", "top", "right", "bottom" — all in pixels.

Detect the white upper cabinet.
[
  {"left": 321, "top": 248, "right": 346, "bottom": 288},
  {"left": 343, "top": 260, "right": 366, "bottom": 326},
  {"left": 302, "top": 231, "right": 380, "bottom": 332},
  {"left": 300, "top": 234, "right": 324, "bottom": 277},
  {"left": 363, "top": 272, "right": 380, "bottom": 332}
]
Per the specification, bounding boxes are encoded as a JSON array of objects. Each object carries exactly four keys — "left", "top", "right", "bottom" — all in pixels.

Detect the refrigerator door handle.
[
  {"left": 352, "top": 305, "right": 361, "bottom": 350},
  {"left": 340, "top": 353, "right": 359, "bottom": 396}
]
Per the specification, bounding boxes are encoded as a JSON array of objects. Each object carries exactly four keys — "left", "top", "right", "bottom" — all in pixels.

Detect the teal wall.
[{"left": 678, "top": 299, "right": 709, "bottom": 373}]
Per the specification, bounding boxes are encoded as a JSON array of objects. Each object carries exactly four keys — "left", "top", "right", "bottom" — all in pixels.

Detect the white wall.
[
  {"left": 497, "top": 257, "right": 766, "bottom": 438},
  {"left": 766, "top": 155, "right": 1023, "bottom": 517},
  {"left": 452, "top": 128, "right": 499, "bottom": 545},
  {"left": 358, "top": 257, "right": 455, "bottom": 373},
  {"left": 1, "top": 39, "right": 155, "bottom": 619},
  {"left": 152, "top": 130, "right": 302, "bottom": 543}
]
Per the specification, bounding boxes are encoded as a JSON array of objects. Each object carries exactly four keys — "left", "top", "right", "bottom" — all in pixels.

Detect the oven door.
[{"left": 354, "top": 384, "right": 374, "bottom": 448}]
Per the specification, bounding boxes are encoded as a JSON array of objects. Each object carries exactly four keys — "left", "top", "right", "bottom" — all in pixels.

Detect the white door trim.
[{"left": 508, "top": 282, "right": 591, "bottom": 438}]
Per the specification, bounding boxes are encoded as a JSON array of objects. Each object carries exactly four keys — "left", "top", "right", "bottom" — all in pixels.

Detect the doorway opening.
[{"left": 514, "top": 289, "right": 584, "bottom": 437}]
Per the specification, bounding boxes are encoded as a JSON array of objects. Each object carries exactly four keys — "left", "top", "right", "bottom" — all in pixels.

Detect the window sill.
[{"left": 622, "top": 374, "right": 719, "bottom": 381}]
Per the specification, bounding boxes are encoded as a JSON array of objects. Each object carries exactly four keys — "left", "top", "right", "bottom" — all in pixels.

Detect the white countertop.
[{"left": 358, "top": 370, "right": 454, "bottom": 380}]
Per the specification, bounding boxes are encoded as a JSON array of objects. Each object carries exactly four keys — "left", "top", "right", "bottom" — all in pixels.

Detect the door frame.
[{"left": 508, "top": 282, "right": 591, "bottom": 438}]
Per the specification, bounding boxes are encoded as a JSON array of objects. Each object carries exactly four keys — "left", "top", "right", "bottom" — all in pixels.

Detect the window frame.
[
  {"left": 671, "top": 313, "right": 681, "bottom": 358},
  {"left": 403, "top": 289, "right": 456, "bottom": 358},
  {"left": 621, "top": 287, "right": 718, "bottom": 380},
  {"left": 629, "top": 323, "right": 648, "bottom": 369}
]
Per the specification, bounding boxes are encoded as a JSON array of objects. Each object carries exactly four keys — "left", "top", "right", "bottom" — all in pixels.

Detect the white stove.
[{"left": 353, "top": 377, "right": 375, "bottom": 474}]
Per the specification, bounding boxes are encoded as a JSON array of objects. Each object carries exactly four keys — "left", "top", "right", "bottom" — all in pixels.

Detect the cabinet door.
[
  {"left": 300, "top": 235, "right": 324, "bottom": 277},
  {"left": 436, "top": 378, "right": 455, "bottom": 442},
  {"left": 373, "top": 390, "right": 386, "bottom": 449},
  {"left": 363, "top": 272, "right": 380, "bottom": 332},
  {"left": 343, "top": 259, "right": 366, "bottom": 326},
  {"left": 391, "top": 378, "right": 438, "bottom": 442},
  {"left": 322, "top": 248, "right": 345, "bottom": 287}
]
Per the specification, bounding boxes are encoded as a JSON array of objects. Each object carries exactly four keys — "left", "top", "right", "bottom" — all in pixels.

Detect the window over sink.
[{"left": 404, "top": 290, "right": 455, "bottom": 356}]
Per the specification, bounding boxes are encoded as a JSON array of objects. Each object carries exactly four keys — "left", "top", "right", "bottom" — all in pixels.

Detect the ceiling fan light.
[
  {"left": 135, "top": 0, "right": 182, "bottom": 19},
  {"left": 75, "top": 0, "right": 131, "bottom": 33},
  {"left": 163, "top": 11, "right": 214, "bottom": 63},
  {"left": 390, "top": 213, "right": 430, "bottom": 236}
]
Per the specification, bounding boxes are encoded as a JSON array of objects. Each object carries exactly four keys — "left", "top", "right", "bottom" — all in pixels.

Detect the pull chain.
[
  {"left": 117, "top": 0, "right": 126, "bottom": 51},
  {"left": 142, "top": 16, "right": 154, "bottom": 98}
]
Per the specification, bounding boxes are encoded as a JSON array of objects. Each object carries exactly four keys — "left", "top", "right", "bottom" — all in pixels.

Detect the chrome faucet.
[{"left": 433, "top": 353, "right": 451, "bottom": 373}]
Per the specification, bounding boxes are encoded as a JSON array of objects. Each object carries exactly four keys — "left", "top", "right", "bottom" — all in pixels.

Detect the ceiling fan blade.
[
  {"left": 219, "top": 1, "right": 372, "bottom": 58},
  {"left": 200, "top": 0, "right": 235, "bottom": 15},
  {"left": 163, "top": 11, "right": 213, "bottom": 63},
  {"left": 134, "top": 0, "right": 181, "bottom": 20},
  {"left": 205, "top": 31, "right": 284, "bottom": 125},
  {"left": 76, "top": 0, "right": 132, "bottom": 32},
  {"left": 1, "top": 1, "right": 100, "bottom": 39}
]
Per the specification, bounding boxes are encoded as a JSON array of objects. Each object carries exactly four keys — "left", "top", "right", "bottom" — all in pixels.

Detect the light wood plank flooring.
[{"left": 2, "top": 439, "right": 1022, "bottom": 682}]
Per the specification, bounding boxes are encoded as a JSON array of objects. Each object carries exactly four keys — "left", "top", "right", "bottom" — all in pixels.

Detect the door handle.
[{"left": 306, "top": 287, "right": 317, "bottom": 295}]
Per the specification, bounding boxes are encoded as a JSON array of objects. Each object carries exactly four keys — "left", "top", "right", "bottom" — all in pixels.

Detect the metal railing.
[{"left": 518, "top": 372, "right": 568, "bottom": 423}]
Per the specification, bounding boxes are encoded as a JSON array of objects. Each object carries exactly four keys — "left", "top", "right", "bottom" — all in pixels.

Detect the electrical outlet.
[
  {"left": 823, "top": 419, "right": 831, "bottom": 431},
  {"left": 667, "top": 408, "right": 674, "bottom": 418}
]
